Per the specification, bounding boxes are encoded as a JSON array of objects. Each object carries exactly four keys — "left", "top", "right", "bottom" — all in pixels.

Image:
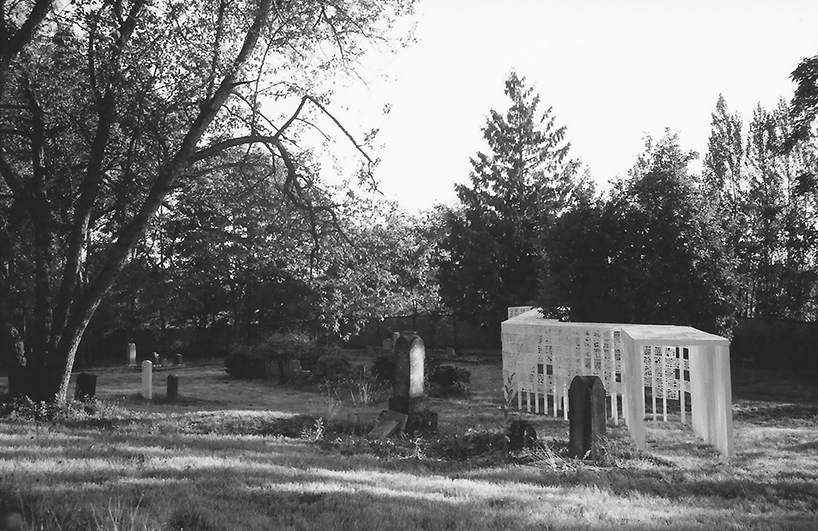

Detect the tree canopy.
[{"left": 0, "top": 0, "right": 415, "bottom": 401}]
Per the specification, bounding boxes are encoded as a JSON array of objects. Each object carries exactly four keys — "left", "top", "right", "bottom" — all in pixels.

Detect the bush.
[
  {"left": 428, "top": 365, "right": 471, "bottom": 397},
  {"left": 371, "top": 355, "right": 395, "bottom": 383},
  {"left": 312, "top": 353, "right": 352, "bottom": 380},
  {"left": 225, "top": 332, "right": 315, "bottom": 379}
]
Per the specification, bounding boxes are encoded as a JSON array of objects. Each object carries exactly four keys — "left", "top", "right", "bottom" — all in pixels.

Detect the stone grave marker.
[
  {"left": 174, "top": 353, "right": 183, "bottom": 365},
  {"left": 389, "top": 331, "right": 425, "bottom": 414},
  {"left": 126, "top": 343, "right": 136, "bottom": 366},
  {"left": 167, "top": 374, "right": 179, "bottom": 401},
  {"left": 74, "top": 373, "right": 97, "bottom": 401},
  {"left": 141, "top": 360, "right": 153, "bottom": 399},
  {"left": 568, "top": 375, "right": 606, "bottom": 459}
]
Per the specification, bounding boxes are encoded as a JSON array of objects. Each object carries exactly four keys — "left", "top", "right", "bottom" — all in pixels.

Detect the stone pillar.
[
  {"left": 141, "top": 360, "right": 153, "bottom": 399},
  {"left": 74, "top": 373, "right": 97, "bottom": 401},
  {"left": 167, "top": 374, "right": 179, "bottom": 401},
  {"left": 126, "top": 343, "right": 136, "bottom": 366},
  {"left": 389, "top": 331, "right": 425, "bottom": 414},
  {"left": 569, "top": 375, "right": 606, "bottom": 459}
]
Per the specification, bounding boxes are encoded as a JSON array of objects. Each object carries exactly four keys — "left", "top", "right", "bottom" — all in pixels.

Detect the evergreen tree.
[{"left": 437, "top": 71, "right": 583, "bottom": 326}]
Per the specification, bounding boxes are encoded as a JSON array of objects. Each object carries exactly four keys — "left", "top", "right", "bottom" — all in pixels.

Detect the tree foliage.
[
  {"left": 542, "top": 132, "right": 736, "bottom": 334},
  {"left": 437, "top": 71, "right": 585, "bottom": 326},
  {"left": 0, "top": 0, "right": 415, "bottom": 401}
]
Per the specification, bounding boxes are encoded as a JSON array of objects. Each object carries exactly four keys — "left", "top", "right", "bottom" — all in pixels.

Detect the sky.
[{"left": 328, "top": 0, "right": 818, "bottom": 214}]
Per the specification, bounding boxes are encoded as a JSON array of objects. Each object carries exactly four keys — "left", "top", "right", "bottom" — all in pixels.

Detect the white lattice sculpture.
[{"left": 502, "top": 308, "right": 734, "bottom": 457}]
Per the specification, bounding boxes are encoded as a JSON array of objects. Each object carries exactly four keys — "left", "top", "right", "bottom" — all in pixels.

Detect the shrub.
[
  {"left": 311, "top": 353, "right": 352, "bottom": 380},
  {"left": 428, "top": 365, "right": 471, "bottom": 397},
  {"left": 371, "top": 355, "right": 395, "bottom": 383},
  {"left": 224, "top": 332, "right": 315, "bottom": 379}
]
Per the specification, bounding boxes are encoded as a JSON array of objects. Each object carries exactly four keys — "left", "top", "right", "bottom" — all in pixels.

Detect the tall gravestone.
[
  {"left": 126, "top": 343, "right": 136, "bottom": 366},
  {"left": 141, "top": 360, "right": 153, "bottom": 399},
  {"left": 389, "top": 331, "right": 425, "bottom": 414},
  {"left": 569, "top": 375, "right": 606, "bottom": 460},
  {"left": 167, "top": 374, "right": 179, "bottom": 401}
]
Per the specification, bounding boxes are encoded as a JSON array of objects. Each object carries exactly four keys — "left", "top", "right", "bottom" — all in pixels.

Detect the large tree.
[
  {"left": 0, "top": 0, "right": 414, "bottom": 401},
  {"left": 437, "top": 71, "right": 584, "bottom": 327}
]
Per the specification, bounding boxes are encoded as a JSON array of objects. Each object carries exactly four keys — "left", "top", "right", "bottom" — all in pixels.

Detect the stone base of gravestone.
[
  {"left": 569, "top": 375, "right": 607, "bottom": 460},
  {"left": 388, "top": 396, "right": 424, "bottom": 415},
  {"left": 74, "top": 373, "right": 97, "bottom": 401},
  {"left": 167, "top": 374, "right": 179, "bottom": 401},
  {"left": 405, "top": 410, "right": 438, "bottom": 435},
  {"left": 507, "top": 420, "right": 537, "bottom": 451}
]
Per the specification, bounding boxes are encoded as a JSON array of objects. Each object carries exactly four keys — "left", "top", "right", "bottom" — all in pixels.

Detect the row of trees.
[{"left": 436, "top": 60, "right": 818, "bottom": 336}]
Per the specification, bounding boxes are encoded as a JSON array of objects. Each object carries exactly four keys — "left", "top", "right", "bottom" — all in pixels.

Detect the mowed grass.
[{"left": 0, "top": 355, "right": 817, "bottom": 530}]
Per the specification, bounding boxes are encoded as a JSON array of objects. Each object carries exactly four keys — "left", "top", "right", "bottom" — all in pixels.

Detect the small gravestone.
[
  {"left": 126, "top": 343, "right": 136, "bottom": 366},
  {"left": 381, "top": 337, "right": 393, "bottom": 351},
  {"left": 569, "top": 375, "right": 606, "bottom": 459},
  {"left": 151, "top": 352, "right": 160, "bottom": 366},
  {"left": 141, "top": 360, "right": 153, "bottom": 399},
  {"left": 174, "top": 353, "right": 183, "bottom": 365},
  {"left": 167, "top": 374, "right": 179, "bottom": 401},
  {"left": 74, "top": 373, "right": 97, "bottom": 401},
  {"left": 507, "top": 420, "right": 537, "bottom": 451}
]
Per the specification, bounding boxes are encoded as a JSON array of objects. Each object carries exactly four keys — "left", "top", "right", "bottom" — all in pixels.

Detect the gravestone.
[
  {"left": 126, "top": 343, "right": 136, "bottom": 366},
  {"left": 389, "top": 331, "right": 425, "bottom": 414},
  {"left": 381, "top": 337, "right": 393, "bottom": 351},
  {"left": 167, "top": 374, "right": 179, "bottom": 401},
  {"left": 151, "top": 352, "right": 160, "bottom": 366},
  {"left": 74, "top": 373, "right": 97, "bottom": 401},
  {"left": 568, "top": 375, "right": 606, "bottom": 459},
  {"left": 507, "top": 420, "right": 537, "bottom": 451},
  {"left": 174, "top": 353, "right": 183, "bottom": 366},
  {"left": 141, "top": 360, "right": 153, "bottom": 399}
]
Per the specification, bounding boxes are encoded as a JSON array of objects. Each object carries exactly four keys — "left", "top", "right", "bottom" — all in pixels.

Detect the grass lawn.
[{"left": 1, "top": 352, "right": 817, "bottom": 530}]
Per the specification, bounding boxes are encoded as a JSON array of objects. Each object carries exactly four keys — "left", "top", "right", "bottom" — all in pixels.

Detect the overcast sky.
[{"left": 329, "top": 0, "right": 818, "bottom": 213}]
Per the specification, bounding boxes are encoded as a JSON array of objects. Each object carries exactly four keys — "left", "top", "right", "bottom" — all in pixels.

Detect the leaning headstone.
[
  {"left": 389, "top": 331, "right": 425, "bottom": 414},
  {"left": 167, "top": 374, "right": 179, "bottom": 401},
  {"left": 367, "top": 410, "right": 408, "bottom": 440},
  {"left": 568, "top": 375, "right": 606, "bottom": 459},
  {"left": 74, "top": 373, "right": 97, "bottom": 401},
  {"left": 141, "top": 360, "right": 153, "bottom": 399},
  {"left": 126, "top": 343, "right": 136, "bottom": 366}
]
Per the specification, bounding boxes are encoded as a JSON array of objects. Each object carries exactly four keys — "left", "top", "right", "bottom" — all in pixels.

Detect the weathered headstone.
[
  {"left": 74, "top": 373, "right": 97, "bottom": 401},
  {"left": 381, "top": 337, "right": 393, "bottom": 351},
  {"left": 389, "top": 331, "right": 425, "bottom": 414},
  {"left": 167, "top": 374, "right": 179, "bottom": 401},
  {"left": 568, "top": 375, "right": 606, "bottom": 459},
  {"left": 174, "top": 353, "right": 183, "bottom": 366},
  {"left": 151, "top": 352, "right": 160, "bottom": 366},
  {"left": 141, "top": 360, "right": 153, "bottom": 399},
  {"left": 126, "top": 343, "right": 136, "bottom": 366}
]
